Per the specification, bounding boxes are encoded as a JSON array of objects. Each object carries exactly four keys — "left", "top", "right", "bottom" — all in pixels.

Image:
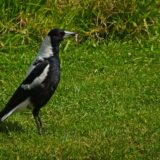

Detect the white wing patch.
[
  {"left": 21, "top": 64, "right": 50, "bottom": 90},
  {"left": 1, "top": 98, "right": 31, "bottom": 121}
]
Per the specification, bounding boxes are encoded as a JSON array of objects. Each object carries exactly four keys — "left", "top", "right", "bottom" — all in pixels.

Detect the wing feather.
[{"left": 0, "top": 60, "right": 50, "bottom": 121}]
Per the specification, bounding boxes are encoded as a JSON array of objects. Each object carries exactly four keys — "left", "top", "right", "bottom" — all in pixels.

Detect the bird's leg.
[
  {"left": 33, "top": 109, "right": 43, "bottom": 135},
  {"left": 37, "top": 115, "right": 42, "bottom": 127},
  {"left": 34, "top": 115, "right": 42, "bottom": 135}
]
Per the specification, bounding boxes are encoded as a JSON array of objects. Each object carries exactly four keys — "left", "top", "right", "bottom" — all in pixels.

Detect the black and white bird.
[{"left": 0, "top": 28, "right": 77, "bottom": 134}]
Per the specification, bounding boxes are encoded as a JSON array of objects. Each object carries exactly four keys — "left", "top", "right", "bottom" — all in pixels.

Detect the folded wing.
[{"left": 0, "top": 60, "right": 50, "bottom": 121}]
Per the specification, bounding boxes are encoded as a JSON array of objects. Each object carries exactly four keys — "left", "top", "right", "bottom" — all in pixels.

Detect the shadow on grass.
[{"left": 0, "top": 121, "right": 24, "bottom": 134}]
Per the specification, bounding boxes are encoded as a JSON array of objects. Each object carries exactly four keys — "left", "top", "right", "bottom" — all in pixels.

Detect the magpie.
[{"left": 0, "top": 28, "right": 77, "bottom": 134}]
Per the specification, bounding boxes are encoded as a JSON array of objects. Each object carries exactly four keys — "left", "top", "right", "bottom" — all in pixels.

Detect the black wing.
[
  {"left": 0, "top": 60, "right": 49, "bottom": 120},
  {"left": 23, "top": 60, "right": 49, "bottom": 85}
]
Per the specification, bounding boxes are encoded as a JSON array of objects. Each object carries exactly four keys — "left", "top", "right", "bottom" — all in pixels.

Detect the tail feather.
[
  {"left": 0, "top": 98, "right": 31, "bottom": 121},
  {"left": 0, "top": 107, "right": 17, "bottom": 121},
  {"left": 0, "top": 86, "right": 31, "bottom": 121}
]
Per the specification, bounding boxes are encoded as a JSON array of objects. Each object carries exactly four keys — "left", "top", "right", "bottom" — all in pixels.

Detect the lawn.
[
  {"left": 0, "top": 0, "right": 160, "bottom": 159},
  {"left": 0, "top": 37, "right": 160, "bottom": 159}
]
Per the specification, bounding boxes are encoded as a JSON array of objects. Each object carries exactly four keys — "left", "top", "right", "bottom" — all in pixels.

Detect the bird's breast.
[{"left": 45, "top": 57, "right": 60, "bottom": 90}]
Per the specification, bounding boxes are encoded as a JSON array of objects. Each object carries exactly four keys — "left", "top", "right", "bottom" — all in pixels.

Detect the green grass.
[
  {"left": 0, "top": 0, "right": 160, "bottom": 159},
  {"left": 0, "top": 0, "right": 160, "bottom": 41},
  {"left": 0, "top": 38, "right": 160, "bottom": 159}
]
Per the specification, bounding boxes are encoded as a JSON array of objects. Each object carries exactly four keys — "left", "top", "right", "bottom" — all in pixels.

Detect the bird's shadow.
[{"left": 0, "top": 121, "right": 24, "bottom": 134}]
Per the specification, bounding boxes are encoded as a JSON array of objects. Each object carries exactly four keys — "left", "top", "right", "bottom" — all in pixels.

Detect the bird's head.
[{"left": 48, "top": 28, "right": 77, "bottom": 45}]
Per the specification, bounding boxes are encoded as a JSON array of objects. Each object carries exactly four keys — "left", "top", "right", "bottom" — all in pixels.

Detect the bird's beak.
[{"left": 64, "top": 31, "right": 77, "bottom": 38}]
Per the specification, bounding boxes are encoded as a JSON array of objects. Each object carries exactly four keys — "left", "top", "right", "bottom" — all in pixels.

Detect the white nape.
[
  {"left": 38, "top": 36, "right": 53, "bottom": 58},
  {"left": 25, "top": 36, "right": 53, "bottom": 77}
]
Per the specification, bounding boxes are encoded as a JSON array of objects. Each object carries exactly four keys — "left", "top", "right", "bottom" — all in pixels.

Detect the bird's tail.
[
  {"left": 0, "top": 108, "right": 8, "bottom": 121},
  {"left": 0, "top": 104, "right": 15, "bottom": 121},
  {"left": 0, "top": 97, "right": 31, "bottom": 122},
  {"left": 0, "top": 86, "right": 31, "bottom": 122},
  {"left": 0, "top": 106, "right": 17, "bottom": 121},
  {"left": 0, "top": 108, "right": 6, "bottom": 121},
  {"left": 0, "top": 111, "right": 4, "bottom": 121}
]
